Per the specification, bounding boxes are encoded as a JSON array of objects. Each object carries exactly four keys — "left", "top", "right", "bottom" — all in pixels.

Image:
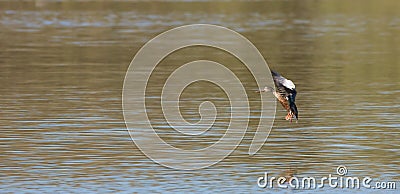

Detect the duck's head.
[{"left": 288, "top": 93, "right": 298, "bottom": 120}]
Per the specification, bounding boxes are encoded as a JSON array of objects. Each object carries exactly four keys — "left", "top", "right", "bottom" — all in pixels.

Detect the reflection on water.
[{"left": 1, "top": 0, "right": 399, "bottom": 193}]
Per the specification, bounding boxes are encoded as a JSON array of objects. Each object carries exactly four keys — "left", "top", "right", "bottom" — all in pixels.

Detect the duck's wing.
[{"left": 271, "top": 70, "right": 297, "bottom": 100}]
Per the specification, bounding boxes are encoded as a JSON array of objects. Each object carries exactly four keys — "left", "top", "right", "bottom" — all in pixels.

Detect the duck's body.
[{"left": 259, "top": 70, "right": 298, "bottom": 122}]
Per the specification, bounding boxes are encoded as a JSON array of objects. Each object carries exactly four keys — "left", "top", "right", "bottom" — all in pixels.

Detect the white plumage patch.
[{"left": 283, "top": 79, "right": 296, "bottom": 89}]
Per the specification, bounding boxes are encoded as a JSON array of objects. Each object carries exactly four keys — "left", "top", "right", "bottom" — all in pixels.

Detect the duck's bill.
[
  {"left": 256, "top": 89, "right": 265, "bottom": 93},
  {"left": 256, "top": 86, "right": 273, "bottom": 93}
]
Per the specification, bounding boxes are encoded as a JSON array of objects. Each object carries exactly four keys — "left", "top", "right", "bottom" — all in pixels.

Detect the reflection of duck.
[
  {"left": 283, "top": 167, "right": 297, "bottom": 181},
  {"left": 258, "top": 70, "right": 298, "bottom": 122}
]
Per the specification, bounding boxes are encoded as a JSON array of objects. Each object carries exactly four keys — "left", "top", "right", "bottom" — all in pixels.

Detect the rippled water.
[{"left": 1, "top": 0, "right": 399, "bottom": 193}]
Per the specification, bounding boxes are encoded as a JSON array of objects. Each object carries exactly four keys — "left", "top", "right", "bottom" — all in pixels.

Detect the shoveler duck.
[{"left": 257, "top": 70, "right": 298, "bottom": 122}]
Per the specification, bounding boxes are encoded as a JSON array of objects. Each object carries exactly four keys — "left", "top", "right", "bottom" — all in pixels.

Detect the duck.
[{"left": 257, "top": 70, "right": 298, "bottom": 122}]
